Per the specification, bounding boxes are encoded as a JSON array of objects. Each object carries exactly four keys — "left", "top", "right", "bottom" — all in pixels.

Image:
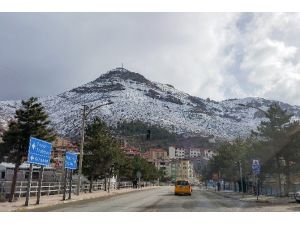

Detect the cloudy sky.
[{"left": 1, "top": 13, "right": 300, "bottom": 105}]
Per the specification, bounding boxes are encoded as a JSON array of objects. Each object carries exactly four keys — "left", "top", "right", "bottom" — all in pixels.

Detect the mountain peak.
[
  {"left": 68, "top": 68, "right": 156, "bottom": 95},
  {"left": 94, "top": 67, "right": 151, "bottom": 85},
  {"left": 2, "top": 67, "right": 300, "bottom": 141}
]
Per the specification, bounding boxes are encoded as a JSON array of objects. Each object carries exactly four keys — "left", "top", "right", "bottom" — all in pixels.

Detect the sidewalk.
[
  {"left": 208, "top": 189, "right": 295, "bottom": 204},
  {"left": 0, "top": 186, "right": 158, "bottom": 212}
]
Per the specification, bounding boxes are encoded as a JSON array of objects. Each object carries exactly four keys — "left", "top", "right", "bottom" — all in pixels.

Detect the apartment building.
[
  {"left": 170, "top": 159, "right": 196, "bottom": 183},
  {"left": 147, "top": 148, "right": 170, "bottom": 177},
  {"left": 51, "top": 137, "right": 78, "bottom": 169},
  {"left": 168, "top": 146, "right": 185, "bottom": 159},
  {"left": 123, "top": 146, "right": 142, "bottom": 158},
  {"left": 169, "top": 146, "right": 216, "bottom": 160},
  {"left": 201, "top": 149, "right": 216, "bottom": 160},
  {"left": 188, "top": 148, "right": 203, "bottom": 158}
]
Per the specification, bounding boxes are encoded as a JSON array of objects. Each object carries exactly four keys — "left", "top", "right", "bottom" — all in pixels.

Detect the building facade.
[
  {"left": 51, "top": 137, "right": 78, "bottom": 169},
  {"left": 169, "top": 146, "right": 216, "bottom": 160},
  {"left": 147, "top": 148, "right": 170, "bottom": 177},
  {"left": 123, "top": 146, "right": 142, "bottom": 158},
  {"left": 0, "top": 162, "right": 58, "bottom": 182},
  {"left": 168, "top": 146, "right": 185, "bottom": 159},
  {"left": 170, "top": 159, "right": 196, "bottom": 183}
]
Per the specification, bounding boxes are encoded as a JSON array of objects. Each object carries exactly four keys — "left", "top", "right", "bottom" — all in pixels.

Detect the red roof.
[
  {"left": 149, "top": 148, "right": 167, "bottom": 153},
  {"left": 123, "top": 146, "right": 142, "bottom": 157}
]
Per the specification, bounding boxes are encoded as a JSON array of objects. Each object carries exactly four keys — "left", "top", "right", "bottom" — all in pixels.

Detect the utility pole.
[
  {"left": 68, "top": 170, "right": 73, "bottom": 200},
  {"left": 239, "top": 160, "right": 244, "bottom": 198},
  {"left": 63, "top": 168, "right": 68, "bottom": 201},
  {"left": 76, "top": 101, "right": 113, "bottom": 195},
  {"left": 76, "top": 105, "right": 87, "bottom": 195},
  {"left": 256, "top": 174, "right": 259, "bottom": 201}
]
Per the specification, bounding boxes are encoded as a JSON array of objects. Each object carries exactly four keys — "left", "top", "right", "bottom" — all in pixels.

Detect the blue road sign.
[
  {"left": 252, "top": 159, "right": 261, "bottom": 174},
  {"left": 28, "top": 137, "right": 52, "bottom": 166},
  {"left": 65, "top": 152, "right": 78, "bottom": 170}
]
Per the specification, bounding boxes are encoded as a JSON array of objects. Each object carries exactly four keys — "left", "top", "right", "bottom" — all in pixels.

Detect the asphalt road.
[{"left": 39, "top": 186, "right": 296, "bottom": 212}]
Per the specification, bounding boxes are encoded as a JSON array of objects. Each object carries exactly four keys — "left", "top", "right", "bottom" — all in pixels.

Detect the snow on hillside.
[{"left": 1, "top": 67, "right": 300, "bottom": 140}]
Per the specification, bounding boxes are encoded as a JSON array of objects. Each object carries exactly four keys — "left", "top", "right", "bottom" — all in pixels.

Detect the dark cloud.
[
  {"left": 0, "top": 13, "right": 200, "bottom": 100},
  {"left": 2, "top": 13, "right": 300, "bottom": 106}
]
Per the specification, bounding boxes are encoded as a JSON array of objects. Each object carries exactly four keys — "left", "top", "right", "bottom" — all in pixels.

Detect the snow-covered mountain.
[{"left": 1, "top": 67, "right": 300, "bottom": 140}]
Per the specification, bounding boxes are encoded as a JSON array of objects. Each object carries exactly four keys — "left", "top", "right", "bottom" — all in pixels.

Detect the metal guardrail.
[
  {"left": 0, "top": 180, "right": 153, "bottom": 199},
  {"left": 0, "top": 181, "right": 82, "bottom": 198}
]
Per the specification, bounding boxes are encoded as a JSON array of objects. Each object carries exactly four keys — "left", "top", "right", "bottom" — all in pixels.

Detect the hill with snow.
[{"left": 1, "top": 67, "right": 300, "bottom": 140}]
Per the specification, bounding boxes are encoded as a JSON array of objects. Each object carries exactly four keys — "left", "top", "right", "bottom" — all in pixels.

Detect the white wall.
[{"left": 168, "top": 146, "right": 176, "bottom": 159}]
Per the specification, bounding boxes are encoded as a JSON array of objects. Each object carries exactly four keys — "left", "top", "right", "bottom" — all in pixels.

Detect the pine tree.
[
  {"left": 255, "top": 104, "right": 292, "bottom": 140},
  {"left": 206, "top": 140, "right": 250, "bottom": 185},
  {"left": 130, "top": 156, "right": 159, "bottom": 181},
  {"left": 82, "top": 117, "right": 121, "bottom": 192},
  {"left": 114, "top": 153, "right": 133, "bottom": 187},
  {"left": 275, "top": 121, "right": 300, "bottom": 195},
  {"left": 1, "top": 97, "right": 55, "bottom": 202},
  {"left": 253, "top": 103, "right": 297, "bottom": 195}
]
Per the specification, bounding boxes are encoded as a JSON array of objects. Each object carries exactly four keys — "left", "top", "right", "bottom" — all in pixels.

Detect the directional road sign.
[
  {"left": 252, "top": 159, "right": 261, "bottom": 174},
  {"left": 65, "top": 152, "right": 78, "bottom": 170},
  {"left": 27, "top": 137, "right": 52, "bottom": 166}
]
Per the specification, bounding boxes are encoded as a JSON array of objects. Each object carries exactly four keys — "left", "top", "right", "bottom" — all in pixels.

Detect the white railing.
[
  {"left": 0, "top": 181, "right": 80, "bottom": 198},
  {"left": 0, "top": 180, "right": 154, "bottom": 199}
]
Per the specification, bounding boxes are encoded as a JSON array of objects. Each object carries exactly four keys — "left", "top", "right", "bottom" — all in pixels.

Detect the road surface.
[{"left": 36, "top": 186, "right": 300, "bottom": 212}]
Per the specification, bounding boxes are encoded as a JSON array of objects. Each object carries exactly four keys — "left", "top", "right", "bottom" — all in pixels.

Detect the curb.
[
  {"left": 206, "top": 190, "right": 290, "bottom": 204},
  {"left": 13, "top": 186, "right": 159, "bottom": 212}
]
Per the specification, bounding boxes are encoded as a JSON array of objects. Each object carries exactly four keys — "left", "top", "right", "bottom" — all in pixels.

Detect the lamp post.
[
  {"left": 238, "top": 160, "right": 244, "bottom": 197},
  {"left": 76, "top": 101, "right": 113, "bottom": 195}
]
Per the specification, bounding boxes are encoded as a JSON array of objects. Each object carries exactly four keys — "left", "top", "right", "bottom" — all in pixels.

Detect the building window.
[{"left": 1, "top": 171, "right": 5, "bottom": 179}]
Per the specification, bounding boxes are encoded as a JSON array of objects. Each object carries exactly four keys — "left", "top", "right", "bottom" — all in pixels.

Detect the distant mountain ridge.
[{"left": 1, "top": 67, "right": 300, "bottom": 140}]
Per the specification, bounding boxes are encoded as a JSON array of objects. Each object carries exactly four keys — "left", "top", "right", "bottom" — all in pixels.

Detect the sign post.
[
  {"left": 24, "top": 164, "right": 33, "bottom": 206},
  {"left": 62, "top": 168, "right": 68, "bottom": 201},
  {"left": 36, "top": 165, "right": 44, "bottom": 204},
  {"left": 64, "top": 152, "right": 78, "bottom": 200},
  {"left": 68, "top": 170, "right": 73, "bottom": 200},
  {"left": 252, "top": 160, "right": 261, "bottom": 201},
  {"left": 25, "top": 137, "right": 52, "bottom": 206}
]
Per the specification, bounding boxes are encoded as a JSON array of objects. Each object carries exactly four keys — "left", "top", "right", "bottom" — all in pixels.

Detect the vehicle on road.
[
  {"left": 295, "top": 191, "right": 300, "bottom": 203},
  {"left": 174, "top": 180, "right": 192, "bottom": 196}
]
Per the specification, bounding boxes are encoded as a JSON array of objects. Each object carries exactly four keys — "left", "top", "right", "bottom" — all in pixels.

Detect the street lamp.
[
  {"left": 76, "top": 100, "right": 113, "bottom": 195},
  {"left": 236, "top": 160, "right": 244, "bottom": 197}
]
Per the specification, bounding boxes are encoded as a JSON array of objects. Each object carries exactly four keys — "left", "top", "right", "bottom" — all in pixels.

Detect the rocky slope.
[{"left": 1, "top": 67, "right": 300, "bottom": 140}]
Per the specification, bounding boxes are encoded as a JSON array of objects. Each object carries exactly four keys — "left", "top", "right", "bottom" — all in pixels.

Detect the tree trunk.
[
  {"left": 9, "top": 163, "right": 20, "bottom": 202},
  {"left": 104, "top": 176, "right": 107, "bottom": 191},
  {"left": 89, "top": 175, "right": 93, "bottom": 193}
]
